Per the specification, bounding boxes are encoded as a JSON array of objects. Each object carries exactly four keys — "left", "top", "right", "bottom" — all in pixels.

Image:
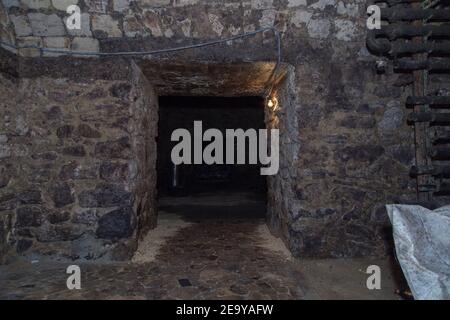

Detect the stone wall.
[
  {"left": 0, "top": 1, "right": 15, "bottom": 53},
  {"left": 0, "top": 0, "right": 422, "bottom": 260},
  {"left": 268, "top": 59, "right": 415, "bottom": 258},
  {"left": 0, "top": 57, "right": 158, "bottom": 262},
  {"left": 0, "top": 71, "right": 19, "bottom": 263}
]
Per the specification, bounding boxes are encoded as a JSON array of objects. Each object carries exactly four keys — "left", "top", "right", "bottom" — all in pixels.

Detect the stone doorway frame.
[{"left": 133, "top": 59, "right": 298, "bottom": 255}]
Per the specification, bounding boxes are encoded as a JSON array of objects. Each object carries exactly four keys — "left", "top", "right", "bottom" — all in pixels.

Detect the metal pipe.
[
  {"left": 410, "top": 165, "right": 450, "bottom": 178},
  {"left": 434, "top": 183, "right": 450, "bottom": 196},
  {"left": 381, "top": 9, "right": 450, "bottom": 22},
  {"left": 374, "top": 25, "right": 450, "bottom": 40},
  {"left": 394, "top": 59, "right": 450, "bottom": 71},
  {"left": 433, "top": 183, "right": 450, "bottom": 197},
  {"left": 430, "top": 147, "right": 450, "bottom": 160},
  {"left": 406, "top": 95, "right": 450, "bottom": 107},
  {"left": 366, "top": 31, "right": 391, "bottom": 55},
  {"left": 431, "top": 130, "right": 450, "bottom": 144},
  {"left": 367, "top": 32, "right": 450, "bottom": 56},
  {"left": 407, "top": 112, "right": 450, "bottom": 124},
  {"left": 392, "top": 41, "right": 450, "bottom": 55}
]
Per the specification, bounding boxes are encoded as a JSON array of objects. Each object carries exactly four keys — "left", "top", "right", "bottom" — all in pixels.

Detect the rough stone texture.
[
  {"left": 0, "top": 65, "right": 158, "bottom": 261},
  {"left": 71, "top": 37, "right": 99, "bottom": 53},
  {"left": 21, "top": 0, "right": 51, "bottom": 10},
  {"left": 0, "top": 215, "right": 405, "bottom": 300},
  {"left": 0, "top": 3, "right": 16, "bottom": 53},
  {"left": 27, "top": 13, "right": 66, "bottom": 37},
  {"left": 10, "top": 15, "right": 32, "bottom": 37},
  {"left": 0, "top": 0, "right": 432, "bottom": 262},
  {"left": 91, "top": 15, "right": 123, "bottom": 38},
  {"left": 96, "top": 206, "right": 135, "bottom": 239},
  {"left": 52, "top": 0, "right": 78, "bottom": 11}
]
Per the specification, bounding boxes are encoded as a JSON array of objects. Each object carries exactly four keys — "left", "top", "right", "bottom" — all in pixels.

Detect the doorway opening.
[
  {"left": 156, "top": 96, "right": 267, "bottom": 220},
  {"left": 132, "top": 60, "right": 296, "bottom": 264}
]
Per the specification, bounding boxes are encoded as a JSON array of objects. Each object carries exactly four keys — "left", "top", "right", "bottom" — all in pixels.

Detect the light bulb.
[{"left": 267, "top": 99, "right": 274, "bottom": 108}]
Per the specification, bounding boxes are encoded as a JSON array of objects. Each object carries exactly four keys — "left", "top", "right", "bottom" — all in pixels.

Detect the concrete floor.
[{"left": 0, "top": 192, "right": 407, "bottom": 300}]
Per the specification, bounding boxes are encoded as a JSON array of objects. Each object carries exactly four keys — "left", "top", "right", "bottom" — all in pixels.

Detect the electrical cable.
[{"left": 0, "top": 27, "right": 281, "bottom": 97}]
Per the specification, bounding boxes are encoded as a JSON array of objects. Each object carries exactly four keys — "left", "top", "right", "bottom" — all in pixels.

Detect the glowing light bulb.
[{"left": 267, "top": 99, "right": 274, "bottom": 108}]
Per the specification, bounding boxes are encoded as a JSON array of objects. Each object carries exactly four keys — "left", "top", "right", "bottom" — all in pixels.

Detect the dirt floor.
[{"left": 0, "top": 193, "right": 407, "bottom": 300}]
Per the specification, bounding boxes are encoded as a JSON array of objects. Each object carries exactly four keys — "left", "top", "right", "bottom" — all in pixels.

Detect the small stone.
[
  {"left": 10, "top": 15, "right": 33, "bottom": 37},
  {"left": 390, "top": 144, "right": 414, "bottom": 165},
  {"left": 47, "top": 211, "right": 71, "bottom": 224},
  {"left": 71, "top": 37, "right": 99, "bottom": 54},
  {"left": 0, "top": 145, "right": 11, "bottom": 159},
  {"left": 91, "top": 15, "right": 123, "bottom": 38},
  {"left": 17, "top": 36, "right": 42, "bottom": 57},
  {"left": 378, "top": 106, "right": 404, "bottom": 132},
  {"left": 307, "top": 18, "right": 331, "bottom": 39},
  {"left": 288, "top": 0, "right": 307, "bottom": 7},
  {"left": 251, "top": 0, "right": 273, "bottom": 9},
  {"left": 113, "top": 0, "right": 131, "bottom": 12},
  {"left": 78, "top": 183, "right": 132, "bottom": 208},
  {"left": 62, "top": 145, "right": 86, "bottom": 157},
  {"left": 72, "top": 209, "right": 98, "bottom": 225},
  {"left": 85, "top": 0, "right": 107, "bottom": 13},
  {"left": 17, "top": 190, "right": 42, "bottom": 204},
  {"left": 86, "top": 88, "right": 106, "bottom": 99},
  {"left": 110, "top": 83, "right": 131, "bottom": 100},
  {"left": 0, "top": 166, "right": 11, "bottom": 188},
  {"left": 56, "top": 125, "right": 74, "bottom": 138},
  {"left": 22, "top": 0, "right": 50, "bottom": 9},
  {"left": 78, "top": 124, "right": 101, "bottom": 138},
  {"left": 29, "top": 168, "right": 51, "bottom": 183},
  {"left": 334, "top": 19, "right": 357, "bottom": 42},
  {"left": 339, "top": 145, "right": 385, "bottom": 163},
  {"left": 42, "top": 37, "right": 70, "bottom": 57},
  {"left": 96, "top": 206, "right": 135, "bottom": 239},
  {"left": 70, "top": 232, "right": 108, "bottom": 260},
  {"left": 15, "top": 206, "right": 43, "bottom": 227},
  {"left": 0, "top": 193, "right": 16, "bottom": 211},
  {"left": 1, "top": 0, "right": 20, "bottom": 8},
  {"left": 94, "top": 137, "right": 131, "bottom": 159},
  {"left": 16, "top": 239, "right": 33, "bottom": 253},
  {"left": 59, "top": 162, "right": 97, "bottom": 180},
  {"left": 45, "top": 106, "right": 62, "bottom": 120},
  {"left": 143, "top": 0, "right": 170, "bottom": 6},
  {"left": 99, "top": 162, "right": 129, "bottom": 181},
  {"left": 50, "top": 182, "right": 74, "bottom": 208},
  {"left": 15, "top": 115, "right": 29, "bottom": 136},
  {"left": 31, "top": 151, "right": 58, "bottom": 161},
  {"left": 35, "top": 224, "right": 84, "bottom": 242},
  {"left": 339, "top": 115, "right": 375, "bottom": 129},
  {"left": 28, "top": 13, "right": 66, "bottom": 37},
  {"left": 51, "top": 0, "right": 78, "bottom": 11}
]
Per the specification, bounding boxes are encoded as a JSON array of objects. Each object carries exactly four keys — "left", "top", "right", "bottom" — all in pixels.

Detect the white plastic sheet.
[{"left": 386, "top": 204, "right": 450, "bottom": 300}]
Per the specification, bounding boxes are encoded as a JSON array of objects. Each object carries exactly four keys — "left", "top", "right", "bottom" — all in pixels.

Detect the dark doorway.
[{"left": 156, "top": 96, "right": 267, "bottom": 219}]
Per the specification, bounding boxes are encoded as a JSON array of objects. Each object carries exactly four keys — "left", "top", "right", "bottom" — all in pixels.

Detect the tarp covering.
[{"left": 386, "top": 204, "right": 450, "bottom": 300}]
